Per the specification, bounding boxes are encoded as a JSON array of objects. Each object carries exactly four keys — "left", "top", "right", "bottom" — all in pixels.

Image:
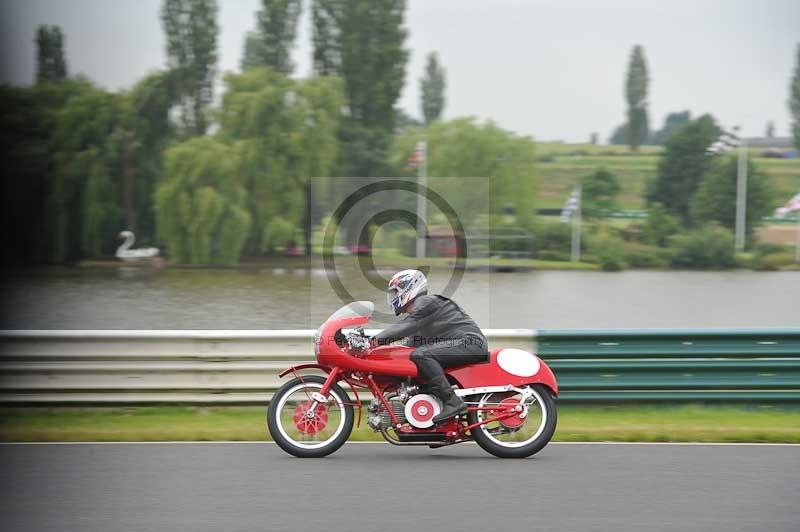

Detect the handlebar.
[{"left": 346, "top": 327, "right": 370, "bottom": 352}]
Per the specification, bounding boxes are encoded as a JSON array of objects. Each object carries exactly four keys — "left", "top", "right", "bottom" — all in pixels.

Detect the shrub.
[
  {"left": 752, "top": 251, "right": 797, "bottom": 271},
  {"left": 753, "top": 242, "right": 788, "bottom": 256},
  {"left": 669, "top": 224, "right": 736, "bottom": 269},
  {"left": 623, "top": 242, "right": 671, "bottom": 268},
  {"left": 536, "top": 250, "right": 570, "bottom": 262},
  {"left": 618, "top": 222, "right": 644, "bottom": 242},
  {"left": 534, "top": 222, "right": 583, "bottom": 254},
  {"left": 592, "top": 234, "right": 627, "bottom": 271},
  {"left": 642, "top": 203, "right": 682, "bottom": 246},
  {"left": 582, "top": 167, "right": 621, "bottom": 216}
]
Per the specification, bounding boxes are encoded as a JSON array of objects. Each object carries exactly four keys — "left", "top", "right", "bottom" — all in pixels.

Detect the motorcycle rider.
[{"left": 370, "top": 269, "right": 489, "bottom": 424}]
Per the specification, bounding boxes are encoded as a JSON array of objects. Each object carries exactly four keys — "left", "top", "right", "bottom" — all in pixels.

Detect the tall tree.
[
  {"left": 765, "top": 120, "right": 775, "bottom": 139},
  {"left": 647, "top": 114, "right": 721, "bottom": 224},
  {"left": 420, "top": 52, "right": 445, "bottom": 124},
  {"left": 161, "top": 0, "right": 218, "bottom": 136},
  {"left": 790, "top": 43, "right": 800, "bottom": 151},
  {"left": 35, "top": 25, "right": 68, "bottom": 83},
  {"left": 312, "top": 0, "right": 408, "bottom": 175},
  {"left": 240, "top": 32, "right": 263, "bottom": 71},
  {"left": 625, "top": 45, "right": 649, "bottom": 150},
  {"left": 240, "top": 0, "right": 302, "bottom": 74},
  {"left": 312, "top": 0, "right": 409, "bottom": 246}
]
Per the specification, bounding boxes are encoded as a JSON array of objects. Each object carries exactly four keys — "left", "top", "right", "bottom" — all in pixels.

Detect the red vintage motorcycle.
[{"left": 267, "top": 301, "right": 558, "bottom": 458}]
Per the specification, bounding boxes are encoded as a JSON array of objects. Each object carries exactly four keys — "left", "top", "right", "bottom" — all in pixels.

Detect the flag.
[
  {"left": 775, "top": 193, "right": 800, "bottom": 217},
  {"left": 560, "top": 187, "right": 581, "bottom": 223},
  {"left": 706, "top": 130, "right": 741, "bottom": 154},
  {"left": 406, "top": 141, "right": 426, "bottom": 170}
]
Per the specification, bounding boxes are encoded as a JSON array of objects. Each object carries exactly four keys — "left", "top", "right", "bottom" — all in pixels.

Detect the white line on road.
[{"left": 1, "top": 441, "right": 798, "bottom": 446}]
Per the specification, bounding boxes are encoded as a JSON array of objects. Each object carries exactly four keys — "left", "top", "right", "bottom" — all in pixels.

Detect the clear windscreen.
[{"left": 325, "top": 301, "right": 374, "bottom": 322}]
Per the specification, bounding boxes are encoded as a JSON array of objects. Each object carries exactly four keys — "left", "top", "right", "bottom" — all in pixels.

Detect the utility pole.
[
  {"left": 796, "top": 214, "right": 800, "bottom": 264},
  {"left": 571, "top": 184, "right": 582, "bottom": 262},
  {"left": 416, "top": 140, "right": 428, "bottom": 259},
  {"left": 734, "top": 139, "right": 748, "bottom": 253},
  {"left": 708, "top": 127, "right": 747, "bottom": 254}
]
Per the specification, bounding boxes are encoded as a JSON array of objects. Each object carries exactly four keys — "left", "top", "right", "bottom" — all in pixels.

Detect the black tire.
[
  {"left": 267, "top": 375, "right": 354, "bottom": 458},
  {"left": 467, "top": 384, "right": 557, "bottom": 459}
]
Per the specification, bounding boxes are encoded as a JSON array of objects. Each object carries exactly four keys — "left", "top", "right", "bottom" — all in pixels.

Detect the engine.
[
  {"left": 367, "top": 384, "right": 443, "bottom": 431},
  {"left": 367, "top": 397, "right": 407, "bottom": 431}
]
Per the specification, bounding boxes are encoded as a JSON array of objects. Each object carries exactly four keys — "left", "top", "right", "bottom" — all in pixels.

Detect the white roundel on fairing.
[{"left": 496, "top": 348, "right": 541, "bottom": 377}]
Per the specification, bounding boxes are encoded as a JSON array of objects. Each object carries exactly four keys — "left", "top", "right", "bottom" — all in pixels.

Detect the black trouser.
[{"left": 410, "top": 335, "right": 489, "bottom": 383}]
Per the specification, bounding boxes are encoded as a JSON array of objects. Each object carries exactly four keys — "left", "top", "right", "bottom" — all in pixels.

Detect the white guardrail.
[{"left": 0, "top": 330, "right": 536, "bottom": 404}]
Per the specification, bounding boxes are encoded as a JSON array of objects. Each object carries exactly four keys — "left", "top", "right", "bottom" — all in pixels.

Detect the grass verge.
[{"left": 2, "top": 405, "right": 799, "bottom": 443}]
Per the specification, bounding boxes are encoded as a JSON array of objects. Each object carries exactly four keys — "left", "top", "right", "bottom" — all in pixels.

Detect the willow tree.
[
  {"left": 50, "top": 81, "right": 126, "bottom": 260},
  {"left": 117, "top": 70, "right": 178, "bottom": 239},
  {"left": 45, "top": 72, "right": 178, "bottom": 262},
  {"left": 155, "top": 137, "right": 251, "bottom": 264},
  {"left": 1, "top": 80, "right": 84, "bottom": 265},
  {"left": 219, "top": 68, "right": 343, "bottom": 255}
]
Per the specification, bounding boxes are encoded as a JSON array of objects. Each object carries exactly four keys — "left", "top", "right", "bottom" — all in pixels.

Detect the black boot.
[{"left": 429, "top": 376, "right": 467, "bottom": 425}]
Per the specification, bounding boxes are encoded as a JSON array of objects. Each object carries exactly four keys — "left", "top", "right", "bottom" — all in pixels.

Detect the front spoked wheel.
[
  {"left": 267, "top": 375, "right": 354, "bottom": 458},
  {"left": 467, "top": 384, "right": 557, "bottom": 458}
]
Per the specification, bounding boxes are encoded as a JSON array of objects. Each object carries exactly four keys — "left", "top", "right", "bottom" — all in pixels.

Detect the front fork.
[
  {"left": 300, "top": 367, "right": 340, "bottom": 421},
  {"left": 301, "top": 367, "right": 365, "bottom": 428},
  {"left": 318, "top": 366, "right": 340, "bottom": 396}
]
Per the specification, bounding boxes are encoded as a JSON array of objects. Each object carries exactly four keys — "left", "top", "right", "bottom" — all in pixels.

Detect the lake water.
[{"left": 1, "top": 265, "right": 797, "bottom": 330}]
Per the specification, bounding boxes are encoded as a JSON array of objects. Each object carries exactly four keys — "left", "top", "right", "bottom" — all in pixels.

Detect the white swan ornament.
[{"left": 116, "top": 231, "right": 159, "bottom": 261}]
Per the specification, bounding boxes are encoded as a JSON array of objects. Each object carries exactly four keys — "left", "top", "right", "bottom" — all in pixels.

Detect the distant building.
[
  {"left": 426, "top": 226, "right": 463, "bottom": 258},
  {"left": 744, "top": 137, "right": 793, "bottom": 148}
]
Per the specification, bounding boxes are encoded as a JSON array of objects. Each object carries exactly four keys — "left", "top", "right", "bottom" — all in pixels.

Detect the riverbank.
[
  {"left": 76, "top": 255, "right": 601, "bottom": 271},
  {"left": 2, "top": 405, "right": 798, "bottom": 443}
]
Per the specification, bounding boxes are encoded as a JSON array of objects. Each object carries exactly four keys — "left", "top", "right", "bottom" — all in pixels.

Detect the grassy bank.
[
  {"left": 2, "top": 405, "right": 799, "bottom": 443},
  {"left": 535, "top": 143, "right": 800, "bottom": 211}
]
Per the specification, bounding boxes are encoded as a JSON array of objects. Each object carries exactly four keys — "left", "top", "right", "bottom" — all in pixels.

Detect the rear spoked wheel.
[
  {"left": 467, "top": 384, "right": 557, "bottom": 458},
  {"left": 267, "top": 375, "right": 354, "bottom": 458}
]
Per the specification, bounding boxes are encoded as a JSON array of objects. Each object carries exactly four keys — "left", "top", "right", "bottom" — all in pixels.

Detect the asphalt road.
[{"left": 1, "top": 442, "right": 798, "bottom": 532}]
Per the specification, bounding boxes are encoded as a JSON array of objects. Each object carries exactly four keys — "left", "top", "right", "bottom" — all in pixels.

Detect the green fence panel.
[{"left": 536, "top": 329, "right": 800, "bottom": 402}]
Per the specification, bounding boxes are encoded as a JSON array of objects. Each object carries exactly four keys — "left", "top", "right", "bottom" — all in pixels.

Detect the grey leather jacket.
[{"left": 373, "top": 294, "right": 485, "bottom": 347}]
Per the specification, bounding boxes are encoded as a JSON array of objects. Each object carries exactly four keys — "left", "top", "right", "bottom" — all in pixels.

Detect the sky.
[{"left": 1, "top": 0, "right": 798, "bottom": 142}]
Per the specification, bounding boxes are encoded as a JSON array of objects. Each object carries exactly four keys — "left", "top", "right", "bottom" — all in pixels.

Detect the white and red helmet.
[{"left": 387, "top": 269, "right": 428, "bottom": 315}]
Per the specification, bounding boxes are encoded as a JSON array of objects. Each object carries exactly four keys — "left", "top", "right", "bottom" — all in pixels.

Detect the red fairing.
[
  {"left": 446, "top": 348, "right": 559, "bottom": 395},
  {"left": 316, "top": 315, "right": 418, "bottom": 376},
  {"left": 310, "top": 311, "right": 556, "bottom": 395}
]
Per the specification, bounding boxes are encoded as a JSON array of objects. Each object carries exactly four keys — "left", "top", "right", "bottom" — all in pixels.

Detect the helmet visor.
[{"left": 387, "top": 286, "right": 402, "bottom": 314}]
